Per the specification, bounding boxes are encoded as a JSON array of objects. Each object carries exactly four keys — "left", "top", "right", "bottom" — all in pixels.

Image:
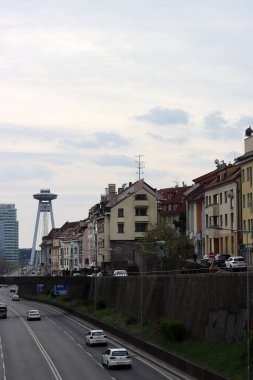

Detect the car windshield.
[{"left": 112, "top": 350, "right": 128, "bottom": 356}]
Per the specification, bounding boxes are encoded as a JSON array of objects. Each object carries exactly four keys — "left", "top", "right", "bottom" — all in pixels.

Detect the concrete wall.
[{"left": 16, "top": 272, "right": 250, "bottom": 342}]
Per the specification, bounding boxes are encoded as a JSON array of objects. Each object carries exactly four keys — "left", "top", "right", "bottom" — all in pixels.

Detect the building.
[
  {"left": 0, "top": 204, "right": 19, "bottom": 262},
  {"left": 235, "top": 128, "right": 253, "bottom": 264},
  {"left": 158, "top": 185, "right": 190, "bottom": 231}
]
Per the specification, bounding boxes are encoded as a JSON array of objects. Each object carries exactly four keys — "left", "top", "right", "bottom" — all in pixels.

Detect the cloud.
[
  {"left": 147, "top": 132, "right": 188, "bottom": 144},
  {"left": 60, "top": 131, "right": 130, "bottom": 149},
  {"left": 94, "top": 154, "right": 134, "bottom": 167},
  {"left": 204, "top": 111, "right": 248, "bottom": 139},
  {"left": 133, "top": 107, "right": 190, "bottom": 125}
]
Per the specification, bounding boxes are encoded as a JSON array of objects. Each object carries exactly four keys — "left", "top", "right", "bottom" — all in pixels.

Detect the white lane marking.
[
  {"left": 9, "top": 307, "right": 63, "bottom": 380},
  {"left": 0, "top": 337, "right": 7, "bottom": 380},
  {"left": 22, "top": 301, "right": 181, "bottom": 379}
]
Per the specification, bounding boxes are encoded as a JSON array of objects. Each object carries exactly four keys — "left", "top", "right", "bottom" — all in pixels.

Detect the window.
[
  {"left": 135, "top": 194, "right": 147, "bottom": 200},
  {"left": 242, "top": 169, "right": 245, "bottom": 183},
  {"left": 205, "top": 196, "right": 208, "bottom": 206},
  {"left": 206, "top": 215, "right": 208, "bottom": 227},
  {"left": 220, "top": 193, "right": 222, "bottom": 204},
  {"left": 231, "top": 213, "right": 234, "bottom": 229},
  {"left": 213, "top": 194, "right": 218, "bottom": 204},
  {"left": 243, "top": 194, "right": 245, "bottom": 208},
  {"left": 135, "top": 222, "right": 148, "bottom": 232},
  {"left": 118, "top": 208, "right": 124, "bottom": 217},
  {"left": 220, "top": 215, "right": 223, "bottom": 226},
  {"left": 117, "top": 223, "right": 124, "bottom": 233},
  {"left": 224, "top": 191, "right": 227, "bottom": 203},
  {"left": 135, "top": 207, "right": 147, "bottom": 216},
  {"left": 225, "top": 214, "right": 228, "bottom": 226}
]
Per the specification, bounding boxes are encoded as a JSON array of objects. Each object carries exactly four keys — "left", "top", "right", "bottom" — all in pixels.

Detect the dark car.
[
  {"left": 0, "top": 303, "right": 7, "bottom": 319},
  {"left": 214, "top": 254, "right": 231, "bottom": 269}
]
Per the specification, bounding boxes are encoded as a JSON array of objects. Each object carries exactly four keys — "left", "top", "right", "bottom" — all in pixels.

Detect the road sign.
[{"left": 54, "top": 284, "right": 68, "bottom": 296}]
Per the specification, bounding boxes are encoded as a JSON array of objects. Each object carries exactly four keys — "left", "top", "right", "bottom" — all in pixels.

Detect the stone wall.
[{"left": 18, "top": 272, "right": 250, "bottom": 342}]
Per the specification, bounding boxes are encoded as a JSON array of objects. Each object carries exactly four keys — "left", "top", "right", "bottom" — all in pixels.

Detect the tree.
[{"left": 141, "top": 223, "right": 194, "bottom": 271}]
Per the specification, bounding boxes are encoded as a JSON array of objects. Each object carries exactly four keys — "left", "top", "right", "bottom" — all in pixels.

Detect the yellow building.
[{"left": 236, "top": 133, "right": 253, "bottom": 265}]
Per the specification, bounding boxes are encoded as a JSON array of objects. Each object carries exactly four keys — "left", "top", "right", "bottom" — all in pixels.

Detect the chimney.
[{"left": 108, "top": 184, "right": 116, "bottom": 194}]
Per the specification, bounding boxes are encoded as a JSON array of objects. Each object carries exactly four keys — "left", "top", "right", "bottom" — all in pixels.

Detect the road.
[{"left": 0, "top": 286, "right": 194, "bottom": 380}]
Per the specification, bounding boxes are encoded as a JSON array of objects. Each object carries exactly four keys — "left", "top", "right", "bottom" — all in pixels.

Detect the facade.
[
  {"left": 235, "top": 133, "right": 253, "bottom": 265},
  {"left": 0, "top": 204, "right": 19, "bottom": 261},
  {"left": 205, "top": 165, "right": 241, "bottom": 256},
  {"left": 158, "top": 185, "right": 190, "bottom": 230}
]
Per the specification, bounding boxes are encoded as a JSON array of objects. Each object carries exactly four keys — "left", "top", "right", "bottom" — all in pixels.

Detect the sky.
[{"left": 0, "top": 0, "right": 253, "bottom": 248}]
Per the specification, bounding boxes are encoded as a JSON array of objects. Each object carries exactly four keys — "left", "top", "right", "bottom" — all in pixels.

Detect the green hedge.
[{"left": 160, "top": 318, "right": 188, "bottom": 342}]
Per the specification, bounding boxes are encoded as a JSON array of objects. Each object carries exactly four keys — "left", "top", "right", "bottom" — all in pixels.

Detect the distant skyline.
[{"left": 0, "top": 0, "right": 252, "bottom": 247}]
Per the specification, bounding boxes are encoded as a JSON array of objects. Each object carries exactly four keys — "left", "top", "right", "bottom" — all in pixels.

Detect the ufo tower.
[{"left": 30, "top": 189, "right": 58, "bottom": 266}]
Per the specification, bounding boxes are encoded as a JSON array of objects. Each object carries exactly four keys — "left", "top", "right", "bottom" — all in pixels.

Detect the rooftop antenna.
[{"left": 135, "top": 155, "right": 145, "bottom": 180}]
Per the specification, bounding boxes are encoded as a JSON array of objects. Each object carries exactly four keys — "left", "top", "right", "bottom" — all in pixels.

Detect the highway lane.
[{"left": 0, "top": 286, "right": 194, "bottom": 380}]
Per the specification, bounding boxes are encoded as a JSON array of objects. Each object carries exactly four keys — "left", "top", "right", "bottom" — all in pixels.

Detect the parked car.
[
  {"left": 214, "top": 254, "right": 231, "bottom": 268},
  {"left": 27, "top": 309, "right": 41, "bottom": 321},
  {"left": 113, "top": 270, "right": 128, "bottom": 277},
  {"left": 12, "top": 294, "right": 20, "bottom": 301},
  {"left": 0, "top": 303, "right": 7, "bottom": 319},
  {"left": 225, "top": 256, "right": 247, "bottom": 271},
  {"left": 85, "top": 330, "right": 108, "bottom": 346},
  {"left": 102, "top": 348, "right": 132, "bottom": 368}
]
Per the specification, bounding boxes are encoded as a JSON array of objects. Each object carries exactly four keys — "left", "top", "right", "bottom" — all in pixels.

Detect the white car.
[
  {"left": 102, "top": 348, "right": 132, "bottom": 368},
  {"left": 85, "top": 330, "right": 107, "bottom": 346},
  {"left": 225, "top": 256, "right": 247, "bottom": 271},
  {"left": 113, "top": 270, "right": 128, "bottom": 277},
  {"left": 27, "top": 309, "right": 41, "bottom": 321},
  {"left": 12, "top": 294, "right": 20, "bottom": 301}
]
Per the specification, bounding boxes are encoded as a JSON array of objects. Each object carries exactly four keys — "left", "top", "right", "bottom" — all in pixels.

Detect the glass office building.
[{"left": 0, "top": 204, "right": 19, "bottom": 261}]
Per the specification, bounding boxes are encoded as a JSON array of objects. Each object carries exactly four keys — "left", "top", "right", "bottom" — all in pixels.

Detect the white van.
[{"left": 113, "top": 270, "right": 128, "bottom": 277}]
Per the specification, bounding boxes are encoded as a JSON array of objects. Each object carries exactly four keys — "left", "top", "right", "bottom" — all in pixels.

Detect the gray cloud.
[
  {"left": 204, "top": 111, "right": 248, "bottom": 139},
  {"left": 0, "top": 123, "right": 130, "bottom": 150},
  {"left": 133, "top": 107, "right": 190, "bottom": 125},
  {"left": 60, "top": 131, "right": 130, "bottom": 149},
  {"left": 94, "top": 154, "right": 134, "bottom": 167},
  {"left": 147, "top": 132, "right": 188, "bottom": 144}
]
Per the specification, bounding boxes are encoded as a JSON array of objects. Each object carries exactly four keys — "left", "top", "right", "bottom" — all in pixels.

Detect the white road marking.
[
  {"left": 0, "top": 337, "right": 7, "bottom": 380},
  {"left": 9, "top": 307, "right": 63, "bottom": 380}
]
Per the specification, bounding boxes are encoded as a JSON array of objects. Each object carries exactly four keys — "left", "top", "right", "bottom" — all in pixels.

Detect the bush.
[
  {"left": 125, "top": 315, "right": 137, "bottom": 325},
  {"left": 160, "top": 318, "right": 188, "bottom": 342},
  {"left": 97, "top": 298, "right": 106, "bottom": 309}
]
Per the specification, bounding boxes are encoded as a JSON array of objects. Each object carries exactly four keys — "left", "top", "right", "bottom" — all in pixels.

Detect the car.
[
  {"left": 27, "top": 309, "right": 41, "bottom": 321},
  {"left": 85, "top": 329, "right": 108, "bottom": 346},
  {"left": 225, "top": 256, "right": 247, "bottom": 271},
  {"left": 113, "top": 270, "right": 128, "bottom": 277},
  {"left": 214, "top": 254, "right": 231, "bottom": 269},
  {"left": 12, "top": 294, "right": 20, "bottom": 301},
  {"left": 0, "top": 303, "right": 7, "bottom": 319},
  {"left": 102, "top": 348, "right": 132, "bottom": 368},
  {"left": 10, "top": 288, "right": 16, "bottom": 293}
]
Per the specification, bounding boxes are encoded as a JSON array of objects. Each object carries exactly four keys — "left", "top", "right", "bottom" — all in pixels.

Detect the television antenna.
[{"left": 135, "top": 155, "right": 145, "bottom": 180}]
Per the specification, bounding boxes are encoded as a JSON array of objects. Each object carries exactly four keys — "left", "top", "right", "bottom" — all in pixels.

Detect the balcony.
[
  {"left": 206, "top": 203, "right": 219, "bottom": 216},
  {"left": 206, "top": 226, "right": 220, "bottom": 238}
]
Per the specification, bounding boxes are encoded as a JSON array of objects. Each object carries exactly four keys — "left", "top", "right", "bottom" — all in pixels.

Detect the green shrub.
[
  {"left": 125, "top": 315, "right": 137, "bottom": 325},
  {"left": 160, "top": 318, "right": 188, "bottom": 342},
  {"left": 97, "top": 298, "right": 106, "bottom": 309}
]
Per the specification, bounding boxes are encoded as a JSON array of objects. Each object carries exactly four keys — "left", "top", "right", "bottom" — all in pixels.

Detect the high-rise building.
[{"left": 0, "top": 204, "right": 19, "bottom": 261}]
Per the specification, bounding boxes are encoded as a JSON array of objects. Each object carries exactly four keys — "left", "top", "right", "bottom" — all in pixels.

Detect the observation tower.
[{"left": 30, "top": 189, "right": 58, "bottom": 266}]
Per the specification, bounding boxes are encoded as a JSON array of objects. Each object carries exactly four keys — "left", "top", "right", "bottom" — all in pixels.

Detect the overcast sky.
[{"left": 1, "top": 0, "right": 252, "bottom": 248}]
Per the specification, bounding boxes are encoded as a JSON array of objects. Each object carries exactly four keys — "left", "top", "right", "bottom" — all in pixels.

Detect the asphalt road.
[{"left": 0, "top": 286, "right": 194, "bottom": 380}]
